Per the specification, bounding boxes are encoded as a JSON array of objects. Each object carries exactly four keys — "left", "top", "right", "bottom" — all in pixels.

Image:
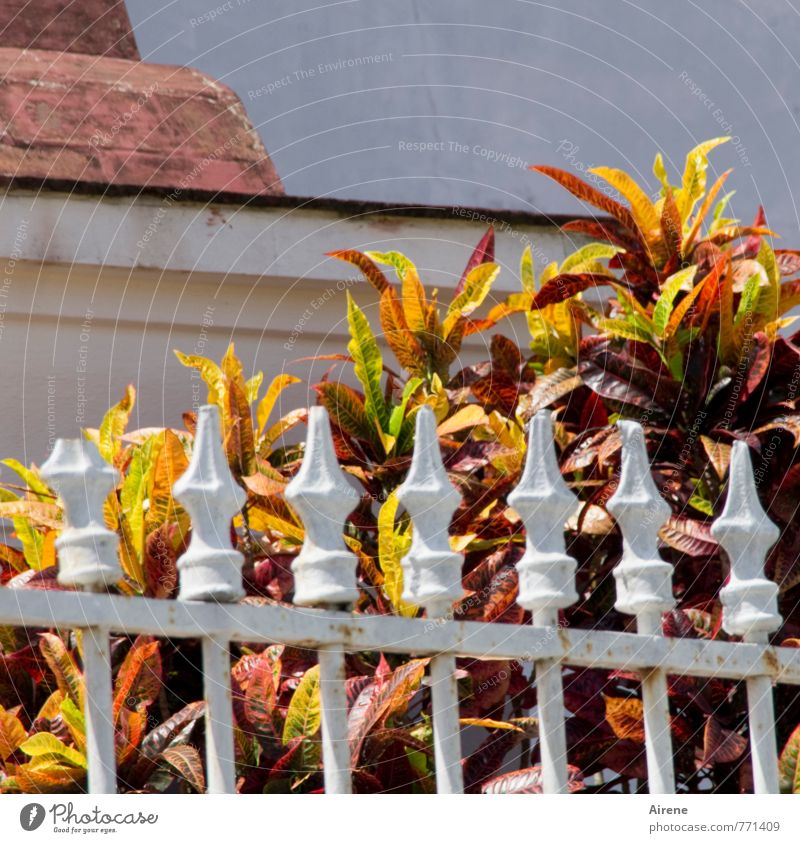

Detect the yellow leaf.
[
  {"left": 589, "top": 167, "right": 660, "bottom": 235},
  {"left": 0, "top": 705, "right": 26, "bottom": 761},
  {"left": 146, "top": 431, "right": 189, "bottom": 529},
  {"left": 221, "top": 343, "right": 244, "bottom": 388},
  {"left": 437, "top": 405, "right": 488, "bottom": 436},
  {"left": 19, "top": 732, "right": 87, "bottom": 768},
  {"left": 378, "top": 492, "right": 417, "bottom": 617},
  {"left": 282, "top": 665, "right": 321, "bottom": 770},
  {"left": 450, "top": 533, "right": 476, "bottom": 553},
  {"left": 444, "top": 263, "right": 500, "bottom": 338},
  {"left": 173, "top": 350, "right": 228, "bottom": 421},
  {"left": 256, "top": 375, "right": 301, "bottom": 437},
  {"left": 97, "top": 385, "right": 135, "bottom": 464},
  {"left": 459, "top": 718, "right": 525, "bottom": 732},
  {"left": 366, "top": 251, "right": 428, "bottom": 333},
  {"left": 0, "top": 501, "right": 61, "bottom": 530},
  {"left": 679, "top": 137, "right": 730, "bottom": 222},
  {"left": 36, "top": 690, "right": 65, "bottom": 721},
  {"left": 262, "top": 407, "right": 308, "bottom": 452}
]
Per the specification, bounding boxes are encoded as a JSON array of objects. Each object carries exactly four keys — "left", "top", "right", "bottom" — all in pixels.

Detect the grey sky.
[{"left": 127, "top": 0, "right": 800, "bottom": 238}]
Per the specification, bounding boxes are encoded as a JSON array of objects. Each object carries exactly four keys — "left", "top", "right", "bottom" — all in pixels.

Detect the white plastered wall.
[{"left": 0, "top": 189, "right": 574, "bottom": 469}]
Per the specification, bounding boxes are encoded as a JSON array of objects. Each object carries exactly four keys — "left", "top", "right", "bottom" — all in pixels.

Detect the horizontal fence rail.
[{"left": 0, "top": 403, "right": 798, "bottom": 795}]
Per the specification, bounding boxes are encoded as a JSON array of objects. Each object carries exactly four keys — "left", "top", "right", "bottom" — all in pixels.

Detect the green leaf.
[
  {"left": 560, "top": 243, "right": 624, "bottom": 273},
  {"left": 653, "top": 266, "right": 698, "bottom": 336},
  {"left": 1, "top": 459, "right": 52, "bottom": 501},
  {"left": 19, "top": 732, "right": 87, "bottom": 769},
  {"left": 59, "top": 698, "right": 86, "bottom": 754},
  {"left": 388, "top": 378, "right": 422, "bottom": 440},
  {"left": 120, "top": 439, "right": 154, "bottom": 561},
  {"left": 593, "top": 317, "right": 653, "bottom": 345},
  {"left": 98, "top": 385, "right": 135, "bottom": 464},
  {"left": 14, "top": 517, "right": 46, "bottom": 570},
  {"left": 444, "top": 263, "right": 500, "bottom": 338},
  {"left": 736, "top": 271, "right": 762, "bottom": 327},
  {"left": 346, "top": 293, "right": 390, "bottom": 437},
  {"left": 688, "top": 493, "right": 714, "bottom": 516}
]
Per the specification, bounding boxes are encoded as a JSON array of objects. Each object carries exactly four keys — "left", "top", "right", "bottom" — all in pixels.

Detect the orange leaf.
[
  {"left": 530, "top": 165, "right": 639, "bottom": 234},
  {"left": 604, "top": 695, "right": 645, "bottom": 742}
]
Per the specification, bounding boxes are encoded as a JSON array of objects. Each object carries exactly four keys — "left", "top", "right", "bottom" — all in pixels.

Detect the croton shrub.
[{"left": 1, "top": 138, "right": 800, "bottom": 794}]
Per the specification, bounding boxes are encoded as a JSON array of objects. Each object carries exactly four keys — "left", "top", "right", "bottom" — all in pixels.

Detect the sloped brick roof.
[
  {"left": 0, "top": 0, "right": 139, "bottom": 60},
  {"left": 0, "top": 1, "right": 283, "bottom": 197}
]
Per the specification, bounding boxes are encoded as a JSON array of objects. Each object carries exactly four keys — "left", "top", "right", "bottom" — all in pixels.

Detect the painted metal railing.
[{"left": 1, "top": 403, "right": 798, "bottom": 795}]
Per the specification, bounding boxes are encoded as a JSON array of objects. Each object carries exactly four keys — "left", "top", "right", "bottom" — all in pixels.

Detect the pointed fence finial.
[
  {"left": 173, "top": 405, "right": 246, "bottom": 602},
  {"left": 396, "top": 405, "right": 463, "bottom": 618},
  {"left": 508, "top": 411, "right": 578, "bottom": 615},
  {"left": 40, "top": 438, "right": 121, "bottom": 590},
  {"left": 285, "top": 406, "right": 359, "bottom": 607},
  {"left": 607, "top": 420, "right": 674, "bottom": 630},
  {"left": 711, "top": 441, "right": 781, "bottom": 641}
]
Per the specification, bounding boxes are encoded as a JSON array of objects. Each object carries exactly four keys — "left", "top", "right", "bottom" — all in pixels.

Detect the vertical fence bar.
[
  {"left": 508, "top": 411, "right": 579, "bottom": 794},
  {"left": 202, "top": 635, "right": 237, "bottom": 794},
  {"left": 533, "top": 609, "right": 570, "bottom": 794},
  {"left": 173, "top": 405, "right": 247, "bottom": 792},
  {"left": 82, "top": 626, "right": 116, "bottom": 794},
  {"left": 607, "top": 421, "right": 676, "bottom": 794},
  {"left": 41, "top": 438, "right": 123, "bottom": 794},
  {"left": 398, "top": 407, "right": 465, "bottom": 794},
  {"left": 317, "top": 646, "right": 353, "bottom": 794},
  {"left": 286, "top": 407, "right": 360, "bottom": 793},
  {"left": 711, "top": 441, "right": 782, "bottom": 794},
  {"left": 429, "top": 652, "right": 463, "bottom": 794}
]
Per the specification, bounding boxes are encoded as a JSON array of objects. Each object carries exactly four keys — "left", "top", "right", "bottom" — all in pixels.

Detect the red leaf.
[
  {"left": 456, "top": 227, "right": 495, "bottom": 295},
  {"left": 244, "top": 654, "right": 278, "bottom": 738},
  {"left": 327, "top": 249, "right": 391, "bottom": 293},
  {"left": 463, "top": 728, "right": 523, "bottom": 792},
  {"left": 659, "top": 516, "right": 718, "bottom": 558},
  {"left": 701, "top": 716, "right": 747, "bottom": 766},
  {"left": 775, "top": 250, "right": 800, "bottom": 277},
  {"left": 481, "top": 764, "right": 584, "bottom": 794},
  {"left": 347, "top": 659, "right": 428, "bottom": 766},
  {"left": 161, "top": 745, "right": 206, "bottom": 792},
  {"left": 112, "top": 636, "right": 162, "bottom": 722},
  {"left": 561, "top": 218, "right": 639, "bottom": 251},
  {"left": 578, "top": 360, "right": 656, "bottom": 411},
  {"left": 144, "top": 524, "right": 179, "bottom": 599},
  {"left": 489, "top": 334, "right": 523, "bottom": 377},
  {"left": 532, "top": 273, "right": 617, "bottom": 309},
  {"left": 268, "top": 736, "right": 305, "bottom": 779}
]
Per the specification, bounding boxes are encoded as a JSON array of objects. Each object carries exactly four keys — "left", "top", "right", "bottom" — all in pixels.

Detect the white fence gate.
[{"left": 0, "top": 403, "right": 798, "bottom": 795}]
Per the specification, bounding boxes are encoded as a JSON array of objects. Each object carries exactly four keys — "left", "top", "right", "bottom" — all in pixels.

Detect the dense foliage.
[{"left": 1, "top": 138, "right": 799, "bottom": 794}]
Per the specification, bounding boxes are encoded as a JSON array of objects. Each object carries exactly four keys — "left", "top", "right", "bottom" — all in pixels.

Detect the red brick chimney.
[{"left": 0, "top": 0, "right": 283, "bottom": 196}]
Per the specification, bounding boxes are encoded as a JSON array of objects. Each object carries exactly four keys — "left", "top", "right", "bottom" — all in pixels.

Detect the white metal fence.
[{"left": 0, "top": 403, "right": 798, "bottom": 795}]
